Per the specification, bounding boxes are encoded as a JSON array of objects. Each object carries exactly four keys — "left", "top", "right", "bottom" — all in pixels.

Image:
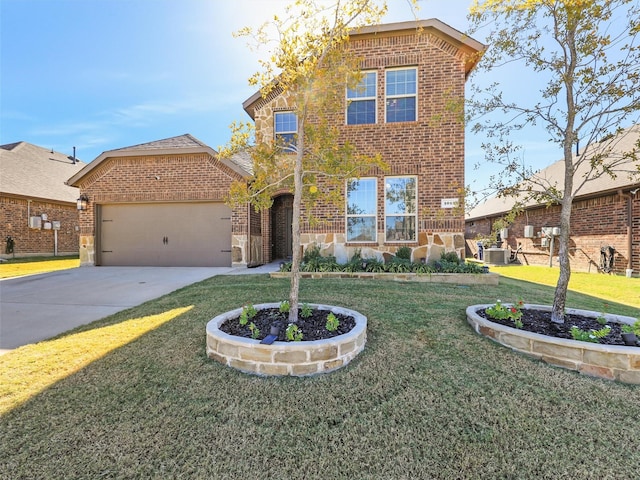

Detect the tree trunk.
[
  {"left": 288, "top": 117, "right": 305, "bottom": 324},
  {"left": 551, "top": 194, "right": 573, "bottom": 323}
]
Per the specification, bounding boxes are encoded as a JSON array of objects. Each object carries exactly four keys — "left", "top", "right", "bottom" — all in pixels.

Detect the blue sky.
[{"left": 1, "top": 0, "right": 562, "bottom": 193}]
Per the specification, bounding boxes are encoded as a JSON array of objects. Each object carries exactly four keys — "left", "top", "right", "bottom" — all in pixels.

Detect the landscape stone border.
[
  {"left": 467, "top": 304, "right": 640, "bottom": 384},
  {"left": 206, "top": 303, "right": 367, "bottom": 376},
  {"left": 271, "top": 271, "right": 499, "bottom": 285}
]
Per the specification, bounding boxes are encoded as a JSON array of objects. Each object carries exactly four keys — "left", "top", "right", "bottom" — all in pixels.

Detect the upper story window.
[
  {"left": 385, "top": 176, "right": 417, "bottom": 242},
  {"left": 385, "top": 68, "right": 417, "bottom": 123},
  {"left": 274, "top": 111, "right": 297, "bottom": 152},
  {"left": 346, "top": 178, "right": 377, "bottom": 242},
  {"left": 346, "top": 71, "right": 377, "bottom": 125}
]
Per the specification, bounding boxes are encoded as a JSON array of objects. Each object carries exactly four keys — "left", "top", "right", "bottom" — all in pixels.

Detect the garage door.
[{"left": 98, "top": 203, "right": 232, "bottom": 267}]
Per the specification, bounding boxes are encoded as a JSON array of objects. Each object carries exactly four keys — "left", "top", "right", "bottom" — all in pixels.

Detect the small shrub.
[
  {"left": 279, "top": 301, "right": 290, "bottom": 314},
  {"left": 395, "top": 246, "right": 412, "bottom": 260},
  {"left": 279, "top": 262, "right": 292, "bottom": 272},
  {"left": 344, "top": 250, "right": 365, "bottom": 272},
  {"left": 386, "top": 258, "right": 411, "bottom": 273},
  {"left": 486, "top": 299, "right": 523, "bottom": 323},
  {"left": 302, "top": 244, "right": 322, "bottom": 263},
  {"left": 440, "top": 251, "right": 461, "bottom": 264},
  {"left": 570, "top": 325, "right": 611, "bottom": 343},
  {"left": 362, "top": 257, "right": 385, "bottom": 273},
  {"left": 621, "top": 324, "right": 635, "bottom": 334},
  {"left": 239, "top": 304, "right": 257, "bottom": 326},
  {"left": 325, "top": 312, "right": 339, "bottom": 332},
  {"left": 286, "top": 323, "right": 303, "bottom": 341},
  {"left": 300, "top": 303, "right": 313, "bottom": 318},
  {"left": 622, "top": 321, "right": 640, "bottom": 335},
  {"left": 249, "top": 322, "right": 260, "bottom": 339}
]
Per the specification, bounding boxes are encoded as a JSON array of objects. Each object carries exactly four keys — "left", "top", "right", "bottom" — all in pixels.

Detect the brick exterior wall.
[
  {"left": 76, "top": 153, "right": 247, "bottom": 266},
  {"left": 465, "top": 192, "right": 640, "bottom": 275},
  {"left": 253, "top": 29, "right": 470, "bottom": 263},
  {"left": 0, "top": 195, "right": 79, "bottom": 258}
]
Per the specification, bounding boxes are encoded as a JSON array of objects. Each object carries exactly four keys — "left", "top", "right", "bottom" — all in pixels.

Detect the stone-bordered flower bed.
[
  {"left": 271, "top": 270, "right": 499, "bottom": 285},
  {"left": 273, "top": 249, "right": 498, "bottom": 285},
  {"left": 467, "top": 304, "right": 640, "bottom": 384},
  {"left": 206, "top": 303, "right": 367, "bottom": 377}
]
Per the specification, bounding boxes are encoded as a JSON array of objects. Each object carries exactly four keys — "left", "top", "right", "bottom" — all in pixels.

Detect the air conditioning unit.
[
  {"left": 541, "top": 227, "right": 553, "bottom": 237},
  {"left": 552, "top": 227, "right": 561, "bottom": 236},
  {"left": 524, "top": 225, "right": 534, "bottom": 238},
  {"left": 29, "top": 216, "right": 42, "bottom": 229},
  {"left": 485, "top": 248, "right": 508, "bottom": 265}
]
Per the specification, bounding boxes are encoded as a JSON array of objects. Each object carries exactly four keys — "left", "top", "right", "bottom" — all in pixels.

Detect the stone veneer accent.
[
  {"left": 206, "top": 303, "right": 367, "bottom": 376},
  {"left": 299, "top": 232, "right": 466, "bottom": 266},
  {"left": 467, "top": 304, "right": 640, "bottom": 384}
]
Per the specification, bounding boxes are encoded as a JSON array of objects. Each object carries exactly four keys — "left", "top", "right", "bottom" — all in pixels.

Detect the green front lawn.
[
  {"left": 491, "top": 265, "right": 640, "bottom": 308},
  {"left": 1, "top": 274, "right": 639, "bottom": 479}
]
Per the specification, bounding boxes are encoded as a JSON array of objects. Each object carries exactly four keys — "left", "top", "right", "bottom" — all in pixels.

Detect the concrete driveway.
[{"left": 0, "top": 264, "right": 278, "bottom": 354}]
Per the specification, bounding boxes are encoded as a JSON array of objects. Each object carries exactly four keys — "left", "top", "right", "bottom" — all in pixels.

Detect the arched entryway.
[{"left": 270, "top": 194, "right": 293, "bottom": 261}]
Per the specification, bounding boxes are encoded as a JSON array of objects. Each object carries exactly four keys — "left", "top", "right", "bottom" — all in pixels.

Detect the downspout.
[
  {"left": 247, "top": 202, "right": 251, "bottom": 267},
  {"left": 619, "top": 189, "right": 635, "bottom": 277}
]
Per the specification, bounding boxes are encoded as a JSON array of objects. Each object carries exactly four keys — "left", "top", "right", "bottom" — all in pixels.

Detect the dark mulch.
[
  {"left": 477, "top": 307, "right": 638, "bottom": 346},
  {"left": 220, "top": 307, "right": 355, "bottom": 342}
]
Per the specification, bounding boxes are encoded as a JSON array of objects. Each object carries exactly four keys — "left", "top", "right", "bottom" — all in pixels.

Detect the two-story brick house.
[
  {"left": 244, "top": 19, "right": 485, "bottom": 265},
  {"left": 67, "top": 19, "right": 484, "bottom": 267}
]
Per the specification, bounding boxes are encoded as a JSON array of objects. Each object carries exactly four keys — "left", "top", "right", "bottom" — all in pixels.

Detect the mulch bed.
[
  {"left": 220, "top": 307, "right": 355, "bottom": 342},
  {"left": 477, "top": 308, "right": 638, "bottom": 346}
]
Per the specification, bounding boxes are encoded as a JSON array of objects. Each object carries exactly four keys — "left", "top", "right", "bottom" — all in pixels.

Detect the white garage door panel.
[{"left": 100, "top": 203, "right": 232, "bottom": 267}]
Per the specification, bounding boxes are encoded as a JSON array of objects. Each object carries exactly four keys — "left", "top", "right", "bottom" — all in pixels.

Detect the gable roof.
[
  {"left": 242, "top": 18, "right": 486, "bottom": 119},
  {"left": 466, "top": 125, "right": 640, "bottom": 221},
  {"left": 108, "top": 133, "right": 209, "bottom": 152},
  {"left": 67, "top": 134, "right": 251, "bottom": 187},
  {"left": 0, "top": 142, "right": 84, "bottom": 203}
]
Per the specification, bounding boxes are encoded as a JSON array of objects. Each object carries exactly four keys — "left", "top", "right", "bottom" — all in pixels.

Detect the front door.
[{"left": 271, "top": 195, "right": 293, "bottom": 260}]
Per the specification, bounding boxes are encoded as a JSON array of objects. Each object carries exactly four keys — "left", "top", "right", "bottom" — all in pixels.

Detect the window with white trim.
[
  {"left": 346, "top": 71, "right": 377, "bottom": 125},
  {"left": 385, "top": 176, "right": 417, "bottom": 242},
  {"left": 385, "top": 68, "right": 417, "bottom": 123},
  {"left": 346, "top": 178, "right": 377, "bottom": 242},
  {"left": 274, "top": 111, "right": 297, "bottom": 152}
]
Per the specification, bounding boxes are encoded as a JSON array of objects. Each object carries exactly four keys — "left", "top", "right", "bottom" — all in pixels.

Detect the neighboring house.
[
  {"left": 68, "top": 19, "right": 484, "bottom": 267},
  {"left": 465, "top": 125, "right": 640, "bottom": 276},
  {"left": 0, "top": 142, "right": 84, "bottom": 259}
]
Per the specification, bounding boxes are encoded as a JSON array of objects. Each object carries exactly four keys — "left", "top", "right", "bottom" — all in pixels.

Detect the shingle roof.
[
  {"left": 0, "top": 142, "right": 84, "bottom": 203},
  {"left": 228, "top": 150, "right": 253, "bottom": 175},
  {"left": 466, "top": 125, "right": 640, "bottom": 220},
  {"left": 109, "top": 133, "right": 209, "bottom": 152}
]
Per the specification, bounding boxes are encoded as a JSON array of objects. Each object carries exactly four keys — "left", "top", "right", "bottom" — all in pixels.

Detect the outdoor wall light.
[{"left": 77, "top": 194, "right": 89, "bottom": 211}]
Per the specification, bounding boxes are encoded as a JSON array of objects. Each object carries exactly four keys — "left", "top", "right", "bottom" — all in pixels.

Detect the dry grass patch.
[{"left": 0, "top": 256, "right": 79, "bottom": 278}]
